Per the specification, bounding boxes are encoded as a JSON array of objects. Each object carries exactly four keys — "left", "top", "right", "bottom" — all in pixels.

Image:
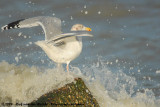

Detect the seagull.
[{"left": 1, "top": 16, "right": 92, "bottom": 73}]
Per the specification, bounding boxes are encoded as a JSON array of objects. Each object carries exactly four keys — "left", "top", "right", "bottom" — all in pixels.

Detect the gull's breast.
[
  {"left": 35, "top": 38, "right": 82, "bottom": 64},
  {"left": 63, "top": 39, "right": 82, "bottom": 61}
]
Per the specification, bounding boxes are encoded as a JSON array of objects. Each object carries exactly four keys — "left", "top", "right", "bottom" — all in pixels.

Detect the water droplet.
[
  {"left": 84, "top": 11, "right": 88, "bottom": 14},
  {"left": 146, "top": 43, "right": 149, "bottom": 46},
  {"left": 70, "top": 16, "right": 73, "bottom": 20},
  {"left": 116, "top": 59, "right": 118, "bottom": 63},
  {"left": 52, "top": 13, "right": 55, "bottom": 16},
  {"left": 98, "top": 11, "right": 101, "bottom": 14}
]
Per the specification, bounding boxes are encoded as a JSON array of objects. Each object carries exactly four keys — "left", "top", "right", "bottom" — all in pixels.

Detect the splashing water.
[
  {"left": 0, "top": 60, "right": 159, "bottom": 107},
  {"left": 0, "top": 61, "right": 74, "bottom": 104}
]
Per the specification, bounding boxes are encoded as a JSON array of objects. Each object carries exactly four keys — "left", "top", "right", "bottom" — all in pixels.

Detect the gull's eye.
[{"left": 80, "top": 25, "right": 83, "bottom": 29}]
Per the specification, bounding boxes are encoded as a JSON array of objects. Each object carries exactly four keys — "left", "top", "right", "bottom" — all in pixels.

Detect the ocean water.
[{"left": 0, "top": 0, "right": 160, "bottom": 107}]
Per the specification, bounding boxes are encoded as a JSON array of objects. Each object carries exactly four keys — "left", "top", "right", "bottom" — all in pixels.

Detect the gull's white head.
[{"left": 71, "top": 24, "right": 92, "bottom": 31}]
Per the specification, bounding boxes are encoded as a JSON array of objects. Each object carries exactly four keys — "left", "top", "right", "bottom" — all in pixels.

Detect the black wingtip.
[{"left": 1, "top": 19, "right": 24, "bottom": 31}]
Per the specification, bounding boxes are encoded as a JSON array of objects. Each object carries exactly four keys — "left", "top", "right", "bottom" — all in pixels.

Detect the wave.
[{"left": 0, "top": 60, "right": 159, "bottom": 107}]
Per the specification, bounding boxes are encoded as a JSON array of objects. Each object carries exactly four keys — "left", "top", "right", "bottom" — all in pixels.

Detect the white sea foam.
[
  {"left": 0, "top": 61, "right": 74, "bottom": 104},
  {"left": 73, "top": 62, "right": 159, "bottom": 107},
  {"left": 0, "top": 61, "right": 159, "bottom": 107}
]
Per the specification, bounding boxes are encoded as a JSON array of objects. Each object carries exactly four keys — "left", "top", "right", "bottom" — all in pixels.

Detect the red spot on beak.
[{"left": 85, "top": 27, "right": 92, "bottom": 31}]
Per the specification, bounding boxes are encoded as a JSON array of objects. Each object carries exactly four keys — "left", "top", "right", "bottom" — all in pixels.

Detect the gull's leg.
[
  {"left": 66, "top": 62, "right": 70, "bottom": 74},
  {"left": 67, "top": 64, "right": 69, "bottom": 73}
]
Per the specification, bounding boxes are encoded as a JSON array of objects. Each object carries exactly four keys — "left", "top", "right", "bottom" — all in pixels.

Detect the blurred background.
[{"left": 0, "top": 0, "right": 160, "bottom": 106}]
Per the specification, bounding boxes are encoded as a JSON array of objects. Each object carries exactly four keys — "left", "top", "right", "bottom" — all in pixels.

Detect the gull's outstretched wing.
[
  {"left": 47, "top": 32, "right": 93, "bottom": 44},
  {"left": 1, "top": 16, "right": 62, "bottom": 41}
]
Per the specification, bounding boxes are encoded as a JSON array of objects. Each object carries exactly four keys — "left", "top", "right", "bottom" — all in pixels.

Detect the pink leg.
[{"left": 66, "top": 63, "right": 69, "bottom": 73}]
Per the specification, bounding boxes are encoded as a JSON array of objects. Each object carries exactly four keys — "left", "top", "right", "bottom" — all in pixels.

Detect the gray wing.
[
  {"left": 47, "top": 32, "right": 93, "bottom": 44},
  {"left": 1, "top": 16, "right": 62, "bottom": 41}
]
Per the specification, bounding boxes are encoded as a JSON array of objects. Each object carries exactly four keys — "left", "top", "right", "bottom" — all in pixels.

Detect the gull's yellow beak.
[{"left": 85, "top": 27, "right": 92, "bottom": 31}]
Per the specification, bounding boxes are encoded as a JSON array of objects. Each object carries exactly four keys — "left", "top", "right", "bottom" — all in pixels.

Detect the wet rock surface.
[{"left": 29, "top": 78, "right": 99, "bottom": 107}]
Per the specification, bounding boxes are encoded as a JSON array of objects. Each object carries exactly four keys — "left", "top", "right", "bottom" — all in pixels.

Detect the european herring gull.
[{"left": 1, "top": 16, "right": 92, "bottom": 73}]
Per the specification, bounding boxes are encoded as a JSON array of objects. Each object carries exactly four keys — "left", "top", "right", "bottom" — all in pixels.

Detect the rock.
[{"left": 28, "top": 78, "right": 99, "bottom": 107}]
